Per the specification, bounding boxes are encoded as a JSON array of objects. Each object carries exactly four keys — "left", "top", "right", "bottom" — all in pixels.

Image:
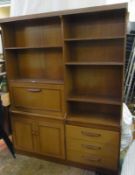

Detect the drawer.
[
  {"left": 66, "top": 125, "right": 119, "bottom": 144},
  {"left": 66, "top": 139, "right": 118, "bottom": 159},
  {"left": 11, "top": 83, "right": 64, "bottom": 113},
  {"left": 67, "top": 150, "right": 118, "bottom": 171}
]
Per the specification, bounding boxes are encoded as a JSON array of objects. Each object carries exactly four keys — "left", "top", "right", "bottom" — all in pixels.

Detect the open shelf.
[
  {"left": 66, "top": 101, "right": 121, "bottom": 130},
  {"left": 66, "top": 66, "right": 122, "bottom": 105},
  {"left": 10, "top": 79, "right": 64, "bottom": 85},
  {"left": 63, "top": 10, "right": 125, "bottom": 39},
  {"left": 64, "top": 36, "right": 124, "bottom": 42},
  {"left": 67, "top": 94, "right": 121, "bottom": 106},
  {"left": 3, "top": 16, "right": 62, "bottom": 48},
  {"left": 5, "top": 48, "right": 63, "bottom": 81},
  {"left": 64, "top": 39, "right": 124, "bottom": 63},
  {"left": 65, "top": 62, "right": 124, "bottom": 66},
  {"left": 66, "top": 113, "right": 120, "bottom": 130}
]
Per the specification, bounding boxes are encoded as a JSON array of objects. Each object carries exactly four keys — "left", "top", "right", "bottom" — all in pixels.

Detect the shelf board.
[
  {"left": 0, "top": 72, "right": 6, "bottom": 76},
  {"left": 10, "top": 78, "right": 64, "bottom": 85},
  {"left": 65, "top": 62, "right": 124, "bottom": 66},
  {"left": 66, "top": 113, "right": 120, "bottom": 130},
  {"left": 67, "top": 95, "right": 121, "bottom": 106},
  {"left": 10, "top": 109, "right": 64, "bottom": 120},
  {"left": 5, "top": 46, "right": 62, "bottom": 50},
  {"left": 64, "top": 36, "right": 125, "bottom": 42}
]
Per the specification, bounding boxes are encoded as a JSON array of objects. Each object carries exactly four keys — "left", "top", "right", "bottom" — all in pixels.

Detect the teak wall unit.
[{"left": 0, "top": 3, "right": 127, "bottom": 175}]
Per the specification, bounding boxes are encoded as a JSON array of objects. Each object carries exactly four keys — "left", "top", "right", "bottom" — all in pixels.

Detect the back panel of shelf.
[
  {"left": 64, "top": 39, "right": 124, "bottom": 63},
  {"left": 63, "top": 10, "right": 126, "bottom": 39},
  {"left": 66, "top": 66, "right": 123, "bottom": 101},
  {"left": 63, "top": 8, "right": 126, "bottom": 129},
  {"left": 2, "top": 17, "right": 62, "bottom": 48},
  {"left": 5, "top": 48, "right": 63, "bottom": 81}
]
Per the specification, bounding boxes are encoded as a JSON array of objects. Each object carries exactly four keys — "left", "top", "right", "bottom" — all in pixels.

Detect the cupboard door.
[
  {"left": 12, "top": 116, "right": 34, "bottom": 152},
  {"left": 37, "top": 119, "right": 65, "bottom": 159}
]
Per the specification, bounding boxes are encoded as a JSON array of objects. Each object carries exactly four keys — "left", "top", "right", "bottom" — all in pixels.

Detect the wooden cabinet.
[
  {"left": 0, "top": 3, "right": 127, "bottom": 174},
  {"left": 12, "top": 116, "right": 34, "bottom": 152},
  {"left": 12, "top": 113, "right": 65, "bottom": 159},
  {"left": 66, "top": 125, "right": 119, "bottom": 170},
  {"left": 10, "top": 82, "right": 65, "bottom": 117},
  {"left": 37, "top": 119, "right": 65, "bottom": 158}
]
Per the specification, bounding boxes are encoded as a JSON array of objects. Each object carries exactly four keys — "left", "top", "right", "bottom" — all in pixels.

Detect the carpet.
[{"left": 0, "top": 146, "right": 95, "bottom": 175}]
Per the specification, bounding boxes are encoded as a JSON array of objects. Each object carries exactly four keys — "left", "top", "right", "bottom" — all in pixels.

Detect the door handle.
[{"left": 27, "top": 88, "right": 41, "bottom": 92}]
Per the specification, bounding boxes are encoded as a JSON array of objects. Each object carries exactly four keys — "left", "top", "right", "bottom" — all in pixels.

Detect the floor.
[{"left": 0, "top": 140, "right": 95, "bottom": 175}]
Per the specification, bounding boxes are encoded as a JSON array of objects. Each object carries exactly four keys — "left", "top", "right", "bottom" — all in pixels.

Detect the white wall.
[
  {"left": 10, "top": 0, "right": 135, "bottom": 21},
  {"left": 10, "top": 0, "right": 106, "bottom": 16}
]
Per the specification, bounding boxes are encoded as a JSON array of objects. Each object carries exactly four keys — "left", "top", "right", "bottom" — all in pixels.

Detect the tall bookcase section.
[
  {"left": 63, "top": 6, "right": 127, "bottom": 174},
  {"left": 1, "top": 17, "right": 66, "bottom": 159},
  {"left": 64, "top": 9, "right": 126, "bottom": 129},
  {"left": 0, "top": 3, "right": 127, "bottom": 175}
]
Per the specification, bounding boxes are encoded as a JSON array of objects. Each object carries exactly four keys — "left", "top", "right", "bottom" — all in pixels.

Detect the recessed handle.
[
  {"left": 81, "top": 131, "right": 101, "bottom": 137},
  {"left": 82, "top": 155, "right": 101, "bottom": 162},
  {"left": 27, "top": 88, "right": 41, "bottom": 92},
  {"left": 82, "top": 144, "right": 101, "bottom": 150}
]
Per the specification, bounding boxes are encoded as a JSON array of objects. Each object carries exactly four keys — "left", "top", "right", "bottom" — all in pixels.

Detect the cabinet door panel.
[
  {"left": 12, "top": 116, "right": 34, "bottom": 152},
  {"left": 37, "top": 120, "right": 65, "bottom": 159}
]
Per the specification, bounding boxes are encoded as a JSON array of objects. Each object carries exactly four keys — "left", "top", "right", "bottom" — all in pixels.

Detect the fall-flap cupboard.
[{"left": 0, "top": 3, "right": 127, "bottom": 175}]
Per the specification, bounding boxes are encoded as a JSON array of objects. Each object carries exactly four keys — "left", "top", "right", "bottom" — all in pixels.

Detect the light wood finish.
[
  {"left": 10, "top": 82, "right": 65, "bottom": 117},
  {"left": 66, "top": 139, "right": 118, "bottom": 159},
  {"left": 12, "top": 116, "right": 34, "bottom": 152},
  {"left": 36, "top": 119, "right": 65, "bottom": 159},
  {"left": 0, "top": 3, "right": 127, "bottom": 174},
  {"left": 12, "top": 113, "right": 65, "bottom": 159},
  {"left": 66, "top": 125, "right": 119, "bottom": 144},
  {"left": 67, "top": 150, "right": 118, "bottom": 170},
  {"left": 66, "top": 113, "right": 120, "bottom": 131}
]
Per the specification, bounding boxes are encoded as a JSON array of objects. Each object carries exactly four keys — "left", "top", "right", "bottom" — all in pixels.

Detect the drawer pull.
[
  {"left": 81, "top": 131, "right": 101, "bottom": 137},
  {"left": 82, "top": 144, "right": 101, "bottom": 150},
  {"left": 82, "top": 155, "right": 101, "bottom": 162},
  {"left": 27, "top": 88, "right": 41, "bottom": 92}
]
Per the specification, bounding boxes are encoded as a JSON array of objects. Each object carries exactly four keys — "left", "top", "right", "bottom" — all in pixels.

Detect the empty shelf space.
[
  {"left": 5, "top": 46, "right": 62, "bottom": 50},
  {"left": 65, "top": 62, "right": 124, "bottom": 66},
  {"left": 64, "top": 36, "right": 125, "bottom": 42},
  {"left": 10, "top": 79, "right": 64, "bottom": 85},
  {"left": 67, "top": 95, "right": 121, "bottom": 106},
  {"left": 66, "top": 113, "right": 120, "bottom": 130}
]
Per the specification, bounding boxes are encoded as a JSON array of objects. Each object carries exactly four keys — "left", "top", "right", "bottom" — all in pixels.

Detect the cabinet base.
[{"left": 15, "top": 149, "right": 119, "bottom": 175}]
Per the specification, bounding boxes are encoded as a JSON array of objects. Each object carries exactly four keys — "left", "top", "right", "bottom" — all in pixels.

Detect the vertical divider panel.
[{"left": 60, "top": 15, "right": 67, "bottom": 118}]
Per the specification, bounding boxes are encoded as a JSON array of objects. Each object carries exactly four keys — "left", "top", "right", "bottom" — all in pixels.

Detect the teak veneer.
[{"left": 0, "top": 3, "right": 127, "bottom": 175}]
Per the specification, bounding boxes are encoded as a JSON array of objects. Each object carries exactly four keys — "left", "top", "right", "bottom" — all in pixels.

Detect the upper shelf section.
[
  {"left": 0, "top": 3, "right": 127, "bottom": 23},
  {"left": 2, "top": 17, "right": 62, "bottom": 48},
  {"left": 63, "top": 10, "right": 126, "bottom": 39},
  {"left": 0, "top": 3, "right": 127, "bottom": 48}
]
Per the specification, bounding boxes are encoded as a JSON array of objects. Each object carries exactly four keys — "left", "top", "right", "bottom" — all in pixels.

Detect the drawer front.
[
  {"left": 66, "top": 139, "right": 118, "bottom": 159},
  {"left": 66, "top": 125, "right": 119, "bottom": 144},
  {"left": 11, "top": 84, "right": 64, "bottom": 113},
  {"left": 67, "top": 150, "right": 118, "bottom": 171}
]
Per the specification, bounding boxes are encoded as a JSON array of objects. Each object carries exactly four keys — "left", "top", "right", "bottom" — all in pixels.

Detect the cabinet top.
[{"left": 0, "top": 3, "right": 128, "bottom": 24}]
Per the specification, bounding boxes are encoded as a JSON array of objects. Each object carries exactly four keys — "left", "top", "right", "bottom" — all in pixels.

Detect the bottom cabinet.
[
  {"left": 37, "top": 119, "right": 65, "bottom": 159},
  {"left": 12, "top": 115, "right": 35, "bottom": 152},
  {"left": 11, "top": 113, "right": 65, "bottom": 159}
]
